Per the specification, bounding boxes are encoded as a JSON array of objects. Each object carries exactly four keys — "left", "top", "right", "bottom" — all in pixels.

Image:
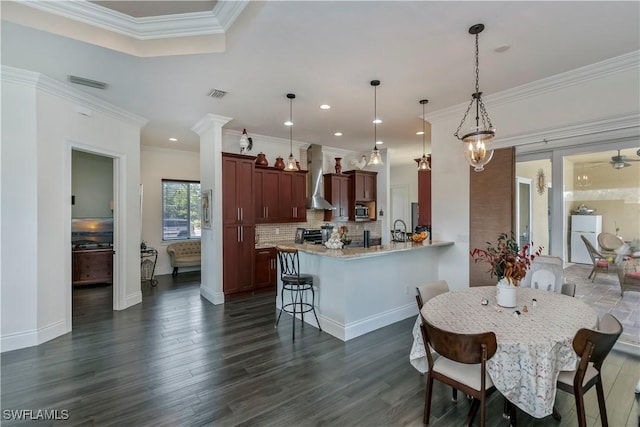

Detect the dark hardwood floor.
[{"left": 2, "top": 273, "right": 638, "bottom": 426}]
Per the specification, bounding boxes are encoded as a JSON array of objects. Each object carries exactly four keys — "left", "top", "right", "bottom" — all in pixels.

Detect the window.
[{"left": 162, "top": 180, "right": 201, "bottom": 240}]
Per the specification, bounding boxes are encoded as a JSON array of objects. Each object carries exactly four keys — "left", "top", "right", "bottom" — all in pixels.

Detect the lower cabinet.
[
  {"left": 223, "top": 224, "right": 255, "bottom": 295},
  {"left": 72, "top": 249, "right": 113, "bottom": 285},
  {"left": 254, "top": 247, "right": 277, "bottom": 290}
]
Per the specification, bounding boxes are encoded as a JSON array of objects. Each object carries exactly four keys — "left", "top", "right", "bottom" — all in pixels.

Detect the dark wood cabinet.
[
  {"left": 282, "top": 171, "right": 307, "bottom": 222},
  {"left": 222, "top": 153, "right": 256, "bottom": 295},
  {"left": 418, "top": 167, "right": 432, "bottom": 226},
  {"left": 323, "top": 173, "right": 350, "bottom": 221},
  {"left": 347, "top": 170, "right": 377, "bottom": 202},
  {"left": 254, "top": 247, "right": 277, "bottom": 289},
  {"left": 255, "top": 167, "right": 281, "bottom": 223},
  {"left": 72, "top": 248, "right": 113, "bottom": 285},
  {"left": 344, "top": 170, "right": 377, "bottom": 221}
]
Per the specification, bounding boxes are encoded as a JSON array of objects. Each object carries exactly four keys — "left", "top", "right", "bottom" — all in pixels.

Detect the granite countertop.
[{"left": 257, "top": 240, "right": 454, "bottom": 259}]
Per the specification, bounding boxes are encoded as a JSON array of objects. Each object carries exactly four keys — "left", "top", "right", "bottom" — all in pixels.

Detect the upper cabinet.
[
  {"left": 222, "top": 153, "right": 256, "bottom": 225},
  {"left": 323, "top": 173, "right": 350, "bottom": 222},
  {"left": 255, "top": 166, "right": 307, "bottom": 224},
  {"left": 346, "top": 170, "right": 377, "bottom": 202},
  {"left": 255, "top": 167, "right": 281, "bottom": 223}
]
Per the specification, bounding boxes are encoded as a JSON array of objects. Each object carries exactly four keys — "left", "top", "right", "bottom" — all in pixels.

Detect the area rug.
[{"left": 565, "top": 263, "right": 640, "bottom": 346}]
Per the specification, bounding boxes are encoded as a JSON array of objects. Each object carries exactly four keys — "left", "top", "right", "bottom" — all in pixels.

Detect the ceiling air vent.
[
  {"left": 207, "top": 88, "right": 227, "bottom": 98},
  {"left": 68, "top": 75, "right": 109, "bottom": 90}
]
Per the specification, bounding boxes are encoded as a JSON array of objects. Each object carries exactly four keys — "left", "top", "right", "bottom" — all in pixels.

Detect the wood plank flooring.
[{"left": 2, "top": 273, "right": 639, "bottom": 426}]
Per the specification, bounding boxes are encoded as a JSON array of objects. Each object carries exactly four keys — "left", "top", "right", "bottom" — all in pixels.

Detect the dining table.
[{"left": 409, "top": 286, "right": 598, "bottom": 419}]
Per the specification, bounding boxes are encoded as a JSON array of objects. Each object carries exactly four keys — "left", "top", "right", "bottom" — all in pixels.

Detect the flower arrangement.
[{"left": 470, "top": 233, "right": 543, "bottom": 286}]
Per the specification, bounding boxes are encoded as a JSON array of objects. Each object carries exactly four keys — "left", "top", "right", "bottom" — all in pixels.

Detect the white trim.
[
  {"left": 613, "top": 340, "right": 640, "bottom": 356},
  {"left": 426, "top": 51, "right": 640, "bottom": 123},
  {"left": 1, "top": 66, "right": 148, "bottom": 127},
  {"left": 200, "top": 287, "right": 225, "bottom": 305},
  {"left": 125, "top": 291, "right": 142, "bottom": 308},
  {"left": 22, "top": 0, "right": 249, "bottom": 40},
  {"left": 0, "top": 320, "right": 67, "bottom": 353}
]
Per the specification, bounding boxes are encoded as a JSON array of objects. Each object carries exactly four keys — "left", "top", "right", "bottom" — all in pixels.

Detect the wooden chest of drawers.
[{"left": 72, "top": 248, "right": 113, "bottom": 285}]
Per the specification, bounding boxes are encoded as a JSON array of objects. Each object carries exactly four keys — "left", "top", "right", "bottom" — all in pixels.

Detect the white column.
[{"left": 192, "top": 113, "right": 232, "bottom": 305}]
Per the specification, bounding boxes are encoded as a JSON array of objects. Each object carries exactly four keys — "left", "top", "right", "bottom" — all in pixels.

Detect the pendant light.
[
  {"left": 417, "top": 99, "right": 431, "bottom": 171},
  {"left": 285, "top": 93, "right": 299, "bottom": 171},
  {"left": 368, "top": 80, "right": 383, "bottom": 166},
  {"left": 454, "top": 23, "right": 495, "bottom": 172}
]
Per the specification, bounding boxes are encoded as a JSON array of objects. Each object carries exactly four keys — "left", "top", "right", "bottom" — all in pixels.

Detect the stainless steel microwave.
[{"left": 355, "top": 204, "right": 369, "bottom": 218}]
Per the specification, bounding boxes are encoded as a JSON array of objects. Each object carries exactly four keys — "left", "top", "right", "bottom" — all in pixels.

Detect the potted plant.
[{"left": 470, "top": 233, "right": 542, "bottom": 307}]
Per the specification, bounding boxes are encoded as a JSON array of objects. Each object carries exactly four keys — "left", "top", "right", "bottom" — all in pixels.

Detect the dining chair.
[
  {"left": 616, "top": 258, "right": 640, "bottom": 297},
  {"left": 553, "top": 313, "right": 622, "bottom": 427},
  {"left": 274, "top": 247, "right": 322, "bottom": 340},
  {"left": 520, "top": 255, "right": 563, "bottom": 292},
  {"left": 580, "top": 235, "right": 609, "bottom": 282},
  {"left": 415, "top": 280, "right": 457, "bottom": 402},
  {"left": 420, "top": 314, "right": 498, "bottom": 427}
]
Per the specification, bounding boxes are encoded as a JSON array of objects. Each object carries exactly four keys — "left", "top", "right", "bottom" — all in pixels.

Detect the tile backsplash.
[{"left": 255, "top": 210, "right": 381, "bottom": 244}]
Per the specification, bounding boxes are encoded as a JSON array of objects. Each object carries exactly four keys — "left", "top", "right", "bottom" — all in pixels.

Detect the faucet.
[{"left": 392, "top": 219, "right": 407, "bottom": 242}]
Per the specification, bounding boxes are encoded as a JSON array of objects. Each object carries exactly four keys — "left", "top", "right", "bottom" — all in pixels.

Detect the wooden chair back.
[
  {"left": 597, "top": 232, "right": 624, "bottom": 252},
  {"left": 572, "top": 314, "right": 621, "bottom": 370},
  {"left": 422, "top": 315, "right": 497, "bottom": 364}
]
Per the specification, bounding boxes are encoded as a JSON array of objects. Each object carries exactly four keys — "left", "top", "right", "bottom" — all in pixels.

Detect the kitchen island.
[{"left": 264, "top": 240, "right": 454, "bottom": 341}]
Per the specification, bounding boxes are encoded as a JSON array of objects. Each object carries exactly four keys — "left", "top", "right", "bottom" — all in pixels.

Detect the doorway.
[
  {"left": 515, "top": 177, "right": 532, "bottom": 248},
  {"left": 71, "top": 149, "right": 116, "bottom": 326}
]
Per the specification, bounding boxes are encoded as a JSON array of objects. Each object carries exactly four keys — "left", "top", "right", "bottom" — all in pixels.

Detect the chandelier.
[{"left": 454, "top": 23, "right": 495, "bottom": 172}]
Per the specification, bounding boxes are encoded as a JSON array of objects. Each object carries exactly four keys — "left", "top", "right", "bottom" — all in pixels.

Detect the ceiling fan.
[{"left": 609, "top": 149, "right": 640, "bottom": 169}]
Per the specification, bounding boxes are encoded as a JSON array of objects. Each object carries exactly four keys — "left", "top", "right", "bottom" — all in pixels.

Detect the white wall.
[
  {"left": 140, "top": 146, "right": 200, "bottom": 275},
  {"left": 1, "top": 67, "right": 146, "bottom": 351},
  {"left": 72, "top": 150, "right": 113, "bottom": 218},
  {"left": 428, "top": 54, "right": 640, "bottom": 289}
]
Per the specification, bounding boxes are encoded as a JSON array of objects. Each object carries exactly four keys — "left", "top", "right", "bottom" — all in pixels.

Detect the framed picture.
[
  {"left": 295, "top": 227, "right": 305, "bottom": 244},
  {"left": 202, "top": 189, "right": 212, "bottom": 229}
]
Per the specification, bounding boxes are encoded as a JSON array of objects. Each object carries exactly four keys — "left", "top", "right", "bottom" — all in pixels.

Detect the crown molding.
[
  {"left": 426, "top": 51, "right": 640, "bottom": 123},
  {"left": 192, "top": 114, "right": 234, "bottom": 135},
  {"left": 1, "top": 66, "right": 148, "bottom": 127},
  {"left": 497, "top": 113, "right": 640, "bottom": 153},
  {"left": 223, "top": 129, "right": 311, "bottom": 152},
  {"left": 22, "top": 0, "right": 249, "bottom": 40}
]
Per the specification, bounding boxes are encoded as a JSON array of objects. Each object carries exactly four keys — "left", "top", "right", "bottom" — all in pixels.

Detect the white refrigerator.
[{"left": 570, "top": 215, "right": 602, "bottom": 264}]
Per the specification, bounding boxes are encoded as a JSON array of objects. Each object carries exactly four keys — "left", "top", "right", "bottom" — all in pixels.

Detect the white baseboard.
[
  {"left": 614, "top": 339, "right": 640, "bottom": 356},
  {"left": 200, "top": 286, "right": 224, "bottom": 305},
  {"left": 124, "top": 291, "right": 142, "bottom": 308},
  {"left": 1, "top": 319, "right": 68, "bottom": 353}
]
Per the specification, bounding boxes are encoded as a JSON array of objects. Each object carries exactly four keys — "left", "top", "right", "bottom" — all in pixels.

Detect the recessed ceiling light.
[
  {"left": 376, "top": 140, "right": 384, "bottom": 145},
  {"left": 373, "top": 119, "right": 382, "bottom": 124},
  {"left": 494, "top": 45, "right": 510, "bottom": 53},
  {"left": 320, "top": 104, "right": 331, "bottom": 110},
  {"left": 284, "top": 121, "right": 293, "bottom": 126},
  {"left": 334, "top": 132, "right": 343, "bottom": 136},
  {"left": 416, "top": 131, "right": 424, "bottom": 135},
  {"left": 169, "top": 137, "right": 178, "bottom": 142}
]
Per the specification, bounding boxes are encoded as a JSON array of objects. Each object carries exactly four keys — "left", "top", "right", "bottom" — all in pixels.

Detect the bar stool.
[{"left": 275, "top": 247, "right": 321, "bottom": 340}]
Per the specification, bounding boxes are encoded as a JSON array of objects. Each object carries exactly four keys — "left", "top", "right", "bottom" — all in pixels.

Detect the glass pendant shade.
[
  {"left": 465, "top": 139, "right": 494, "bottom": 172},
  {"left": 369, "top": 146, "right": 383, "bottom": 165},
  {"left": 418, "top": 155, "right": 430, "bottom": 171},
  {"left": 367, "top": 80, "right": 383, "bottom": 166},
  {"left": 454, "top": 24, "right": 496, "bottom": 172},
  {"left": 285, "top": 93, "right": 298, "bottom": 171}
]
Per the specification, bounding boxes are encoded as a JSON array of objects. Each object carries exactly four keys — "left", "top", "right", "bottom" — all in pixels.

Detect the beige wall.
[
  {"left": 516, "top": 159, "right": 552, "bottom": 254},
  {"left": 566, "top": 159, "right": 640, "bottom": 241}
]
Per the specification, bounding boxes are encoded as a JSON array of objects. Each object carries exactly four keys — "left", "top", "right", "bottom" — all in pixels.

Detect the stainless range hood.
[{"left": 306, "top": 144, "right": 334, "bottom": 210}]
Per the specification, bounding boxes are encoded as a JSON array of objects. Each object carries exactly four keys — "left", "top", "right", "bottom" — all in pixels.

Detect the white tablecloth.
[{"left": 410, "top": 286, "right": 598, "bottom": 418}]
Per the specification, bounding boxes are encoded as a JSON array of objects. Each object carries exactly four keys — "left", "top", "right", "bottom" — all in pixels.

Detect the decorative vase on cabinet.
[
  {"left": 335, "top": 157, "right": 342, "bottom": 174},
  {"left": 255, "top": 152, "right": 268, "bottom": 166},
  {"left": 274, "top": 157, "right": 285, "bottom": 170}
]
